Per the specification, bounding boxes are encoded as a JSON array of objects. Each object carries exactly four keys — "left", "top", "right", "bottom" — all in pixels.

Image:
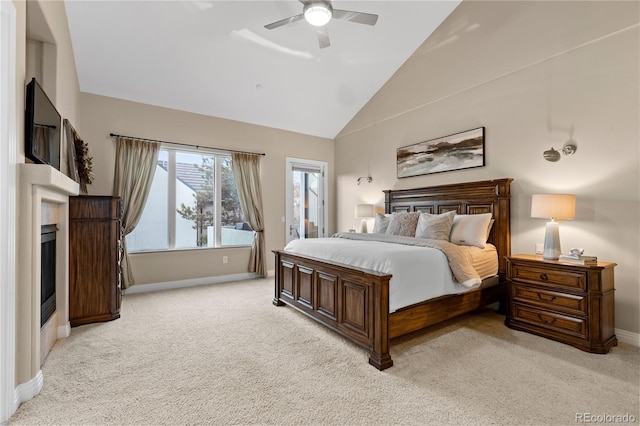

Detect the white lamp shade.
[
  {"left": 355, "top": 204, "right": 375, "bottom": 218},
  {"left": 531, "top": 194, "right": 576, "bottom": 220}
]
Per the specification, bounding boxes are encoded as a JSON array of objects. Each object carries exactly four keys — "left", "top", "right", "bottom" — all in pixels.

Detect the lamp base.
[
  {"left": 543, "top": 220, "right": 561, "bottom": 260},
  {"left": 360, "top": 218, "right": 368, "bottom": 233}
]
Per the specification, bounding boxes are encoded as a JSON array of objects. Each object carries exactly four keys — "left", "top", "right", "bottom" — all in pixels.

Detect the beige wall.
[
  {"left": 335, "top": 1, "right": 640, "bottom": 334},
  {"left": 78, "top": 93, "right": 334, "bottom": 285},
  {"left": 14, "top": 0, "right": 82, "bottom": 385}
]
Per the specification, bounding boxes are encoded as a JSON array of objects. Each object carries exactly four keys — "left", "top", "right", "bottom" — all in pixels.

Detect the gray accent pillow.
[
  {"left": 385, "top": 212, "right": 420, "bottom": 237},
  {"left": 372, "top": 213, "right": 391, "bottom": 234},
  {"left": 415, "top": 210, "right": 456, "bottom": 240}
]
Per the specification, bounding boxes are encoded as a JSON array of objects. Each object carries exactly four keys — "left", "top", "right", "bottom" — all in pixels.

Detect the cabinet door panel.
[{"left": 69, "top": 196, "right": 121, "bottom": 327}]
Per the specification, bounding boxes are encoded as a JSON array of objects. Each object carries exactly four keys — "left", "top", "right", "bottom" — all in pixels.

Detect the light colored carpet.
[{"left": 9, "top": 277, "right": 639, "bottom": 426}]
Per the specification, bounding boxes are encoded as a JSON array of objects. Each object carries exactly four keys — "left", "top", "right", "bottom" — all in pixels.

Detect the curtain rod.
[{"left": 109, "top": 133, "right": 266, "bottom": 156}]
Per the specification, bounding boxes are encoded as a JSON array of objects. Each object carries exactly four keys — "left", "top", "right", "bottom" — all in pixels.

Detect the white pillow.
[
  {"left": 449, "top": 213, "right": 493, "bottom": 248},
  {"left": 415, "top": 210, "right": 456, "bottom": 240},
  {"left": 372, "top": 213, "right": 392, "bottom": 234}
]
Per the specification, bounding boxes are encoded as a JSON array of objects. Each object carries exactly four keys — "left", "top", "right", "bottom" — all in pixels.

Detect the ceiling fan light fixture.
[{"left": 304, "top": 3, "right": 333, "bottom": 27}]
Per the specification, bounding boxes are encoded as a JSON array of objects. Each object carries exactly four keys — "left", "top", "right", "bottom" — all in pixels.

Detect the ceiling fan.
[{"left": 264, "top": 0, "right": 378, "bottom": 49}]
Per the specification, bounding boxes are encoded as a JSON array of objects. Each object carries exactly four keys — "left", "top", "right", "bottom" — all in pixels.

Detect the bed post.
[
  {"left": 493, "top": 179, "right": 512, "bottom": 280},
  {"left": 369, "top": 275, "right": 393, "bottom": 370},
  {"left": 273, "top": 251, "right": 285, "bottom": 306}
]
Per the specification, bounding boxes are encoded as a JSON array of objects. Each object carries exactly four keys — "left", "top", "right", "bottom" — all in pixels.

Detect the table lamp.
[
  {"left": 355, "top": 204, "right": 374, "bottom": 233},
  {"left": 531, "top": 194, "right": 576, "bottom": 260}
]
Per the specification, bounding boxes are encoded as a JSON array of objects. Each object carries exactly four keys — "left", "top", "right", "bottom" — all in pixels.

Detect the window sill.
[{"left": 129, "top": 245, "right": 251, "bottom": 255}]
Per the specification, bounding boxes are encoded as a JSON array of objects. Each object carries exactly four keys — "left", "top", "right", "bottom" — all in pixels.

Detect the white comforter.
[{"left": 284, "top": 234, "right": 490, "bottom": 313}]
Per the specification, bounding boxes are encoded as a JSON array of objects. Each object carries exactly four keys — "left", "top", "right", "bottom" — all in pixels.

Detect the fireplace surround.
[{"left": 17, "top": 164, "right": 78, "bottom": 389}]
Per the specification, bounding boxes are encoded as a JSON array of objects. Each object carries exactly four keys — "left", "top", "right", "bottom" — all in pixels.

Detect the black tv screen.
[{"left": 25, "top": 78, "right": 61, "bottom": 170}]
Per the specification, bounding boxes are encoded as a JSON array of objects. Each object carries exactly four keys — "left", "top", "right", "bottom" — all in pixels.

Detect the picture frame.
[
  {"left": 397, "top": 127, "right": 485, "bottom": 178},
  {"left": 63, "top": 119, "right": 80, "bottom": 183}
]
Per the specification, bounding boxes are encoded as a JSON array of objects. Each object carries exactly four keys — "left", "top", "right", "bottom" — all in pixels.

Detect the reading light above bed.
[
  {"left": 543, "top": 139, "right": 578, "bottom": 162},
  {"left": 531, "top": 194, "right": 576, "bottom": 260}
]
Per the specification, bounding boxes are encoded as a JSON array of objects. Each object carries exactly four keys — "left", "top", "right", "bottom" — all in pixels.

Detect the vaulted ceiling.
[{"left": 64, "top": 1, "right": 460, "bottom": 139}]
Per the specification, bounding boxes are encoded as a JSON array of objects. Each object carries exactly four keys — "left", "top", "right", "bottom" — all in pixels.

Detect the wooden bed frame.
[{"left": 273, "top": 178, "right": 512, "bottom": 370}]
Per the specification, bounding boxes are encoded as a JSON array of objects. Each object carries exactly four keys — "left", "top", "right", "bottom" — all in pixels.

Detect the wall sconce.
[
  {"left": 543, "top": 139, "right": 578, "bottom": 162},
  {"left": 357, "top": 176, "right": 372, "bottom": 185},
  {"left": 531, "top": 193, "right": 576, "bottom": 259},
  {"left": 355, "top": 204, "right": 375, "bottom": 233}
]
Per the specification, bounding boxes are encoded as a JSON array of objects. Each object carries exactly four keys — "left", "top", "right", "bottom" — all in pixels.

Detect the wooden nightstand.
[{"left": 505, "top": 254, "right": 617, "bottom": 353}]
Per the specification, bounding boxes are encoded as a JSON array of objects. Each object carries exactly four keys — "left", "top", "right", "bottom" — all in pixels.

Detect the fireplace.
[
  {"left": 40, "top": 224, "right": 58, "bottom": 327},
  {"left": 17, "top": 163, "right": 79, "bottom": 387}
]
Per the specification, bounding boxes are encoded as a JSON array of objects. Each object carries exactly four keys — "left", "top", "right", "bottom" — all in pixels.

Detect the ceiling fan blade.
[
  {"left": 332, "top": 9, "right": 378, "bottom": 26},
  {"left": 316, "top": 26, "right": 330, "bottom": 49},
  {"left": 264, "top": 14, "right": 304, "bottom": 30}
]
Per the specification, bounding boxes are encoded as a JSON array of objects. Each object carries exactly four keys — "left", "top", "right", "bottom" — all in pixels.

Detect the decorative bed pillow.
[
  {"left": 372, "top": 213, "right": 392, "bottom": 234},
  {"left": 449, "top": 213, "right": 493, "bottom": 248},
  {"left": 415, "top": 210, "right": 456, "bottom": 240},
  {"left": 385, "top": 211, "right": 420, "bottom": 237}
]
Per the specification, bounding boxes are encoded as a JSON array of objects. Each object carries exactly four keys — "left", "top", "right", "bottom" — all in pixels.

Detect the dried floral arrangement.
[{"left": 74, "top": 138, "right": 94, "bottom": 194}]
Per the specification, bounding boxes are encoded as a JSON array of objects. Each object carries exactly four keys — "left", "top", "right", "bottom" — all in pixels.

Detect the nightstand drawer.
[
  {"left": 512, "top": 284, "right": 587, "bottom": 316},
  {"left": 512, "top": 304, "right": 588, "bottom": 339},
  {"left": 511, "top": 264, "right": 586, "bottom": 292}
]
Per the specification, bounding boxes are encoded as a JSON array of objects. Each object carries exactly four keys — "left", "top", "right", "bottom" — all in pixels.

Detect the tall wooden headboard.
[{"left": 384, "top": 178, "right": 513, "bottom": 278}]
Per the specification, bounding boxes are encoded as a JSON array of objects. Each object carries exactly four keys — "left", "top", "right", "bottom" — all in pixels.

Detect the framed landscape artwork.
[{"left": 397, "top": 127, "right": 485, "bottom": 178}]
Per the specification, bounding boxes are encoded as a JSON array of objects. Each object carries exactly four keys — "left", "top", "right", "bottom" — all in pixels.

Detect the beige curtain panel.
[
  {"left": 231, "top": 152, "right": 266, "bottom": 276},
  {"left": 113, "top": 137, "right": 160, "bottom": 288}
]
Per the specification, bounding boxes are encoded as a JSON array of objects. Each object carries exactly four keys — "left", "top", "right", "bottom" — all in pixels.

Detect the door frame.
[
  {"left": 1, "top": 0, "right": 17, "bottom": 422},
  {"left": 285, "top": 157, "right": 328, "bottom": 245}
]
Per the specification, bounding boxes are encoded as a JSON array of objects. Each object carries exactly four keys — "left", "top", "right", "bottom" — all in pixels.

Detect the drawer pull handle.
[
  {"left": 537, "top": 314, "right": 555, "bottom": 325},
  {"left": 539, "top": 273, "right": 548, "bottom": 281},
  {"left": 538, "top": 294, "right": 556, "bottom": 302}
]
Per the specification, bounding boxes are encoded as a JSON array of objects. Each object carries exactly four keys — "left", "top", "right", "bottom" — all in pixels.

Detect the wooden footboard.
[{"left": 273, "top": 250, "right": 394, "bottom": 370}]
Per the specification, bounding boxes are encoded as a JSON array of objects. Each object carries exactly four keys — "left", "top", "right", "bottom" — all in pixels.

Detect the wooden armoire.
[{"left": 69, "top": 195, "right": 122, "bottom": 327}]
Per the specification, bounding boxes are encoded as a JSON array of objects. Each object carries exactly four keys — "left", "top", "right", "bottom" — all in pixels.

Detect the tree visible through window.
[{"left": 176, "top": 156, "right": 214, "bottom": 247}]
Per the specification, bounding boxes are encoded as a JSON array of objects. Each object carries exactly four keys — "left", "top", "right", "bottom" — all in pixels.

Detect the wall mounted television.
[{"left": 25, "top": 78, "right": 61, "bottom": 170}]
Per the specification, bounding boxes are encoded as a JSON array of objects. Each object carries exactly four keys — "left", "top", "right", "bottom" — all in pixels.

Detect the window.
[{"left": 127, "top": 147, "right": 252, "bottom": 252}]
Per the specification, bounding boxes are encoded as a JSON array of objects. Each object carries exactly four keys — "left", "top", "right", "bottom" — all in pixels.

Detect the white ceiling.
[{"left": 64, "top": 1, "right": 460, "bottom": 139}]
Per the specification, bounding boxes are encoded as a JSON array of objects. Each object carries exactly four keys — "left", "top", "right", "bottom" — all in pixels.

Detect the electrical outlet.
[
  {"left": 222, "top": 256, "right": 228, "bottom": 264},
  {"left": 535, "top": 243, "right": 544, "bottom": 255}
]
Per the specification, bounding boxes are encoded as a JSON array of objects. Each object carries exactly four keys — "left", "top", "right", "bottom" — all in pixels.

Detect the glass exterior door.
[{"left": 285, "top": 158, "right": 327, "bottom": 245}]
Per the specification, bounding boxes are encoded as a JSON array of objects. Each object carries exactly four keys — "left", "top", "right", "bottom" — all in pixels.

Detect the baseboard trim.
[
  {"left": 57, "top": 322, "right": 70, "bottom": 339},
  {"left": 122, "top": 273, "right": 262, "bottom": 295},
  {"left": 615, "top": 328, "right": 640, "bottom": 347},
  {"left": 13, "top": 370, "right": 43, "bottom": 412}
]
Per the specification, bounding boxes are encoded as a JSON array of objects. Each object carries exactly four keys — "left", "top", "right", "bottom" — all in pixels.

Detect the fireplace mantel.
[
  {"left": 16, "top": 164, "right": 79, "bottom": 391},
  {"left": 21, "top": 163, "right": 79, "bottom": 195}
]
